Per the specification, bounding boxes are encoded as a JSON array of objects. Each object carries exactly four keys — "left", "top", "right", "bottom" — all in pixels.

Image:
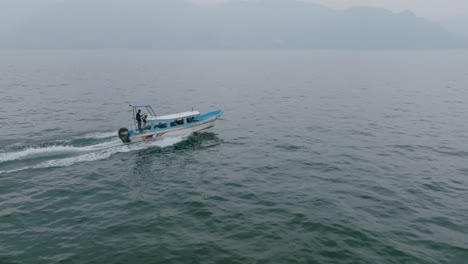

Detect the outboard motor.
[{"left": 118, "top": 128, "right": 131, "bottom": 143}]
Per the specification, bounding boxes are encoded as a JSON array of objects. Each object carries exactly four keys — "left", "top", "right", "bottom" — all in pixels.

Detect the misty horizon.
[{"left": 1, "top": 0, "right": 467, "bottom": 50}]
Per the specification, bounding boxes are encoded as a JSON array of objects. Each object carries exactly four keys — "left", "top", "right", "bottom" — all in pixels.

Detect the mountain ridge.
[{"left": 1, "top": 0, "right": 466, "bottom": 49}]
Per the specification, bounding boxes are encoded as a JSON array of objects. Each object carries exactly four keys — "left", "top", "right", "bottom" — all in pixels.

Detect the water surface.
[{"left": 0, "top": 51, "right": 467, "bottom": 263}]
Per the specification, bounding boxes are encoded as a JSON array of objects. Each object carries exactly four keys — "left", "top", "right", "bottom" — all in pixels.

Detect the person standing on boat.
[{"left": 136, "top": 109, "right": 143, "bottom": 132}]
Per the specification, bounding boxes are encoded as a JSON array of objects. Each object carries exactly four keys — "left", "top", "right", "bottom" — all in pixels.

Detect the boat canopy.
[
  {"left": 152, "top": 111, "right": 200, "bottom": 121},
  {"left": 130, "top": 104, "right": 156, "bottom": 115},
  {"left": 130, "top": 104, "right": 153, "bottom": 108}
]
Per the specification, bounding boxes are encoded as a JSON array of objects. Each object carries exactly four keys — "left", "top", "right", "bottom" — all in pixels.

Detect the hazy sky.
[
  {"left": 1, "top": 0, "right": 467, "bottom": 21},
  {"left": 192, "top": 0, "right": 468, "bottom": 18},
  {"left": 308, "top": 0, "right": 468, "bottom": 18},
  {"left": 1, "top": 0, "right": 467, "bottom": 48}
]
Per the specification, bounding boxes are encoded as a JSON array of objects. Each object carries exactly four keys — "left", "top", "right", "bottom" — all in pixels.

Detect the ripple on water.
[{"left": 2, "top": 51, "right": 468, "bottom": 263}]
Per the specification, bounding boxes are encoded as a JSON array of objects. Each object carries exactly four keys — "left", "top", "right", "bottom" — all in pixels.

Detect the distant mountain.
[
  {"left": 437, "top": 15, "right": 468, "bottom": 38},
  {"left": 1, "top": 0, "right": 466, "bottom": 49}
]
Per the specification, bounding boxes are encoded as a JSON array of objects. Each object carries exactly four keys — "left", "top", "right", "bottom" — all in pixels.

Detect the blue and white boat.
[{"left": 117, "top": 104, "right": 223, "bottom": 143}]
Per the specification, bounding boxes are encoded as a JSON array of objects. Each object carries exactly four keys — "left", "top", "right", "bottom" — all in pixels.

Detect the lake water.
[{"left": 0, "top": 51, "right": 467, "bottom": 263}]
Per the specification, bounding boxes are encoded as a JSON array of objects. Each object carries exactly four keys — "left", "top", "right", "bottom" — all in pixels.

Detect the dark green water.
[{"left": 1, "top": 51, "right": 467, "bottom": 264}]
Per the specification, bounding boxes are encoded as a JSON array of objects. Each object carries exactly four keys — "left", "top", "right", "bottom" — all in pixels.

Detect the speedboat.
[{"left": 117, "top": 104, "right": 223, "bottom": 143}]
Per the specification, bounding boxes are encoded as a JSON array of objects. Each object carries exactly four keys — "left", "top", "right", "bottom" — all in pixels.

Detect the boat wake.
[{"left": 0, "top": 131, "right": 188, "bottom": 174}]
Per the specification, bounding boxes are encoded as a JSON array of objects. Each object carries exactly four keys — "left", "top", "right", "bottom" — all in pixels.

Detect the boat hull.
[{"left": 125, "top": 114, "right": 220, "bottom": 143}]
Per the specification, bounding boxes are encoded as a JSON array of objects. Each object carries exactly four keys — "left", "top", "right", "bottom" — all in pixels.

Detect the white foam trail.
[
  {"left": 33, "top": 136, "right": 187, "bottom": 168},
  {"left": 81, "top": 131, "right": 117, "bottom": 139},
  {"left": 80, "top": 139, "right": 122, "bottom": 151},
  {"left": 148, "top": 135, "right": 188, "bottom": 148},
  {"left": 33, "top": 149, "right": 119, "bottom": 168},
  {"left": 0, "top": 146, "right": 81, "bottom": 163},
  {"left": 0, "top": 139, "right": 121, "bottom": 163},
  {"left": 0, "top": 135, "right": 187, "bottom": 171},
  {"left": 0, "top": 167, "right": 30, "bottom": 174}
]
